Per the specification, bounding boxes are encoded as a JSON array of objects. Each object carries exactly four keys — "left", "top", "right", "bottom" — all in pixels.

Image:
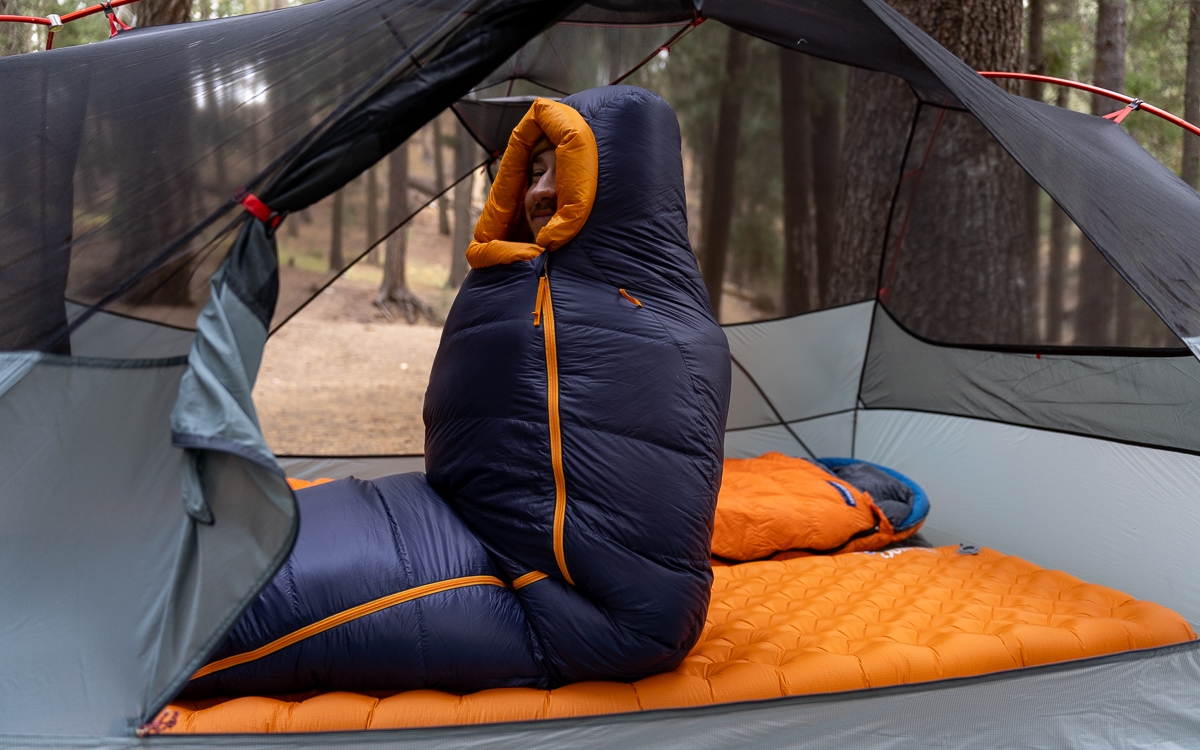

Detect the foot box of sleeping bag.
[{"left": 160, "top": 546, "right": 1195, "bottom": 733}]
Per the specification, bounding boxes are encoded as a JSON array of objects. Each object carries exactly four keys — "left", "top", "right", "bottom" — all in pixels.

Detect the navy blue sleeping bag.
[{"left": 183, "top": 86, "right": 730, "bottom": 698}]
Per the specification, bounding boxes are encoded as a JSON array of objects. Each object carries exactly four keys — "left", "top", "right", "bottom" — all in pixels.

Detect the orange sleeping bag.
[
  {"left": 713, "top": 453, "right": 922, "bottom": 561},
  {"left": 160, "top": 546, "right": 1194, "bottom": 733}
]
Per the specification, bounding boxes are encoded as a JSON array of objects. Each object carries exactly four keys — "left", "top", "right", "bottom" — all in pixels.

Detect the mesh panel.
[
  {"left": 3, "top": 2, "right": 1186, "bottom": 353},
  {"left": 271, "top": 115, "right": 486, "bottom": 330},
  {"left": 471, "top": 21, "right": 694, "bottom": 100},
  {"left": 623, "top": 23, "right": 886, "bottom": 323},
  {"left": 0, "top": 0, "right": 476, "bottom": 353},
  {"left": 881, "top": 104, "right": 1182, "bottom": 348}
]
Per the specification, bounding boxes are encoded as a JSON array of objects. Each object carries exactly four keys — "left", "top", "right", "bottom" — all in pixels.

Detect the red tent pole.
[
  {"left": 978, "top": 71, "right": 1200, "bottom": 139},
  {"left": 0, "top": 15, "right": 50, "bottom": 25},
  {"left": 0, "top": 0, "right": 141, "bottom": 50}
]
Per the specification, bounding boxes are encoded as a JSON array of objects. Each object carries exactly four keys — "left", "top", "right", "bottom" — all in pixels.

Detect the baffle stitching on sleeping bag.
[
  {"left": 627, "top": 297, "right": 717, "bottom": 474},
  {"left": 374, "top": 481, "right": 431, "bottom": 682},
  {"left": 283, "top": 558, "right": 301, "bottom": 619},
  {"left": 430, "top": 413, "right": 716, "bottom": 460},
  {"left": 565, "top": 420, "right": 713, "bottom": 463},
  {"left": 189, "top": 576, "right": 507, "bottom": 680}
]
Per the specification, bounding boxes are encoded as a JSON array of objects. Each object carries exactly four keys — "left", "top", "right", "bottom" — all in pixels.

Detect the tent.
[{"left": 2, "top": 0, "right": 1200, "bottom": 746}]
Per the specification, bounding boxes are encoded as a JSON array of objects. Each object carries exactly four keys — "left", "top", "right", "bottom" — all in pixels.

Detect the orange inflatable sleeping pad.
[{"left": 161, "top": 546, "right": 1194, "bottom": 733}]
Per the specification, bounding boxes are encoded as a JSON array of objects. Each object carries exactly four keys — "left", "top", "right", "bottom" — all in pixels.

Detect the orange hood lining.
[{"left": 467, "top": 99, "right": 598, "bottom": 270}]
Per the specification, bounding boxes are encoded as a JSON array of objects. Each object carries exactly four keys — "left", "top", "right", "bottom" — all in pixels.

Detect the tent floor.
[{"left": 160, "top": 547, "right": 1194, "bottom": 734}]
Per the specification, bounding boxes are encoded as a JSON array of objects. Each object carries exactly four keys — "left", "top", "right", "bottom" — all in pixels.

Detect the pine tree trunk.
[
  {"left": 1183, "top": 0, "right": 1200, "bottom": 189},
  {"left": 699, "top": 29, "right": 748, "bottom": 321},
  {"left": 329, "top": 190, "right": 344, "bottom": 271},
  {"left": 450, "top": 120, "right": 474, "bottom": 288},
  {"left": 138, "top": 0, "right": 193, "bottom": 26},
  {"left": 366, "top": 165, "right": 380, "bottom": 264},
  {"left": 1026, "top": 0, "right": 1045, "bottom": 98},
  {"left": 779, "top": 48, "right": 816, "bottom": 316},
  {"left": 835, "top": 0, "right": 1029, "bottom": 342},
  {"left": 811, "top": 59, "right": 845, "bottom": 306},
  {"left": 1026, "top": 0, "right": 1045, "bottom": 338},
  {"left": 1091, "top": 0, "right": 1128, "bottom": 117},
  {"left": 383, "top": 146, "right": 409, "bottom": 305},
  {"left": 433, "top": 116, "right": 451, "bottom": 235},
  {"left": 828, "top": 70, "right": 912, "bottom": 307},
  {"left": 378, "top": 143, "right": 435, "bottom": 323},
  {"left": 1045, "top": 88, "right": 1071, "bottom": 344},
  {"left": 1076, "top": 0, "right": 1126, "bottom": 345},
  {"left": 0, "top": 0, "right": 30, "bottom": 55}
]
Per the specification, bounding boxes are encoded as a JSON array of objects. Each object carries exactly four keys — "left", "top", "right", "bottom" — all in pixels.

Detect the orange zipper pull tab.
[{"left": 533, "top": 275, "right": 549, "bottom": 327}]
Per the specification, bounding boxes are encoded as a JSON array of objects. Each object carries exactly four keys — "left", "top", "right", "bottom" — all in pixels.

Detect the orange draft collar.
[{"left": 467, "top": 98, "right": 598, "bottom": 269}]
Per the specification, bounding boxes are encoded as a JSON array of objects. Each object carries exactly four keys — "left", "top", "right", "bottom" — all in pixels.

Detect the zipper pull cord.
[{"left": 533, "top": 275, "right": 549, "bottom": 327}]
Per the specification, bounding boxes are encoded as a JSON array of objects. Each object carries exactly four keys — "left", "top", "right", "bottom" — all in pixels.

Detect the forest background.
[{"left": 1, "top": 0, "right": 1198, "bottom": 451}]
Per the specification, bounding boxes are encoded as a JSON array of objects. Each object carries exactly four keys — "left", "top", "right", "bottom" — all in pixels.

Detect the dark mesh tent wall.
[
  {"left": 2, "top": 0, "right": 1192, "bottom": 357},
  {"left": 1, "top": 0, "right": 580, "bottom": 355},
  {"left": 2, "top": 0, "right": 467, "bottom": 351}
]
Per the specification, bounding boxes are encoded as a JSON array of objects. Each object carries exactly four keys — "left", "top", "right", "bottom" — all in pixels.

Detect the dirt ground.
[
  {"left": 254, "top": 205, "right": 455, "bottom": 456},
  {"left": 254, "top": 203, "right": 766, "bottom": 456}
]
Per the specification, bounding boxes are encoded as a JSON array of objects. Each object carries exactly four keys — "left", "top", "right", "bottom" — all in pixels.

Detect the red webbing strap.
[
  {"left": 100, "top": 1, "right": 131, "bottom": 37},
  {"left": 1103, "top": 99, "right": 1142, "bottom": 125},
  {"left": 237, "top": 190, "right": 282, "bottom": 228}
]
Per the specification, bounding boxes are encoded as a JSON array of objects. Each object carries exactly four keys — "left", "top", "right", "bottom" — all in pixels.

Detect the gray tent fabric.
[
  {"left": 0, "top": 223, "right": 297, "bottom": 736},
  {"left": 861, "top": 306, "right": 1200, "bottom": 453},
  {"left": 4, "top": 643, "right": 1200, "bottom": 749},
  {"left": 66, "top": 303, "right": 196, "bottom": 359},
  {"left": 702, "top": 0, "right": 954, "bottom": 102},
  {"left": 716, "top": 300, "right": 1200, "bottom": 624},
  {"left": 856, "top": 408, "right": 1200, "bottom": 626},
  {"left": 0, "top": 355, "right": 294, "bottom": 736},
  {"left": 724, "top": 302, "right": 873, "bottom": 430},
  {"left": 725, "top": 411, "right": 856, "bottom": 459},
  {"left": 0, "top": 351, "right": 43, "bottom": 398},
  {"left": 277, "top": 455, "right": 426, "bottom": 481},
  {"left": 171, "top": 222, "right": 284, "bottom": 524}
]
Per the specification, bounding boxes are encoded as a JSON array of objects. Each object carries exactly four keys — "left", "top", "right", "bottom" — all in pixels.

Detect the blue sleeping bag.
[{"left": 182, "top": 86, "right": 730, "bottom": 697}]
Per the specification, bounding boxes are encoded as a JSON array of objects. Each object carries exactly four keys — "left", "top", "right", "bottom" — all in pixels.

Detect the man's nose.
[{"left": 530, "top": 174, "right": 556, "bottom": 201}]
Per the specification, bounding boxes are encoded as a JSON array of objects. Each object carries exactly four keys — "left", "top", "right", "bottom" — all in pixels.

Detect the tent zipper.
[{"left": 533, "top": 273, "right": 574, "bottom": 586}]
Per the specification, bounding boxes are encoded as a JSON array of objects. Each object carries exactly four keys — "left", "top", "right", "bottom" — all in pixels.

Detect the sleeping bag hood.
[{"left": 183, "top": 86, "right": 731, "bottom": 698}]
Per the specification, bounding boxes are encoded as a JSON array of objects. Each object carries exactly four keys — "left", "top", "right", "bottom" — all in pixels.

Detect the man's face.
[{"left": 524, "top": 149, "right": 557, "bottom": 238}]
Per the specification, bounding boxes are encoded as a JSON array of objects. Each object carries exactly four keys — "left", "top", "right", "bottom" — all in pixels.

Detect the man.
[
  {"left": 525, "top": 136, "right": 557, "bottom": 238},
  {"left": 185, "top": 89, "right": 731, "bottom": 698}
]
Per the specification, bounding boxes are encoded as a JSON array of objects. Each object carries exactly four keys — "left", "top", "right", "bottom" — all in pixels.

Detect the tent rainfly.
[{"left": 3, "top": 0, "right": 1200, "bottom": 747}]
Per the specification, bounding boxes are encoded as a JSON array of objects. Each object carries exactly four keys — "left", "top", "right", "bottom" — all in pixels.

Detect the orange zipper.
[
  {"left": 190, "top": 575, "right": 506, "bottom": 680},
  {"left": 533, "top": 274, "right": 574, "bottom": 585},
  {"left": 512, "top": 570, "right": 549, "bottom": 589}
]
